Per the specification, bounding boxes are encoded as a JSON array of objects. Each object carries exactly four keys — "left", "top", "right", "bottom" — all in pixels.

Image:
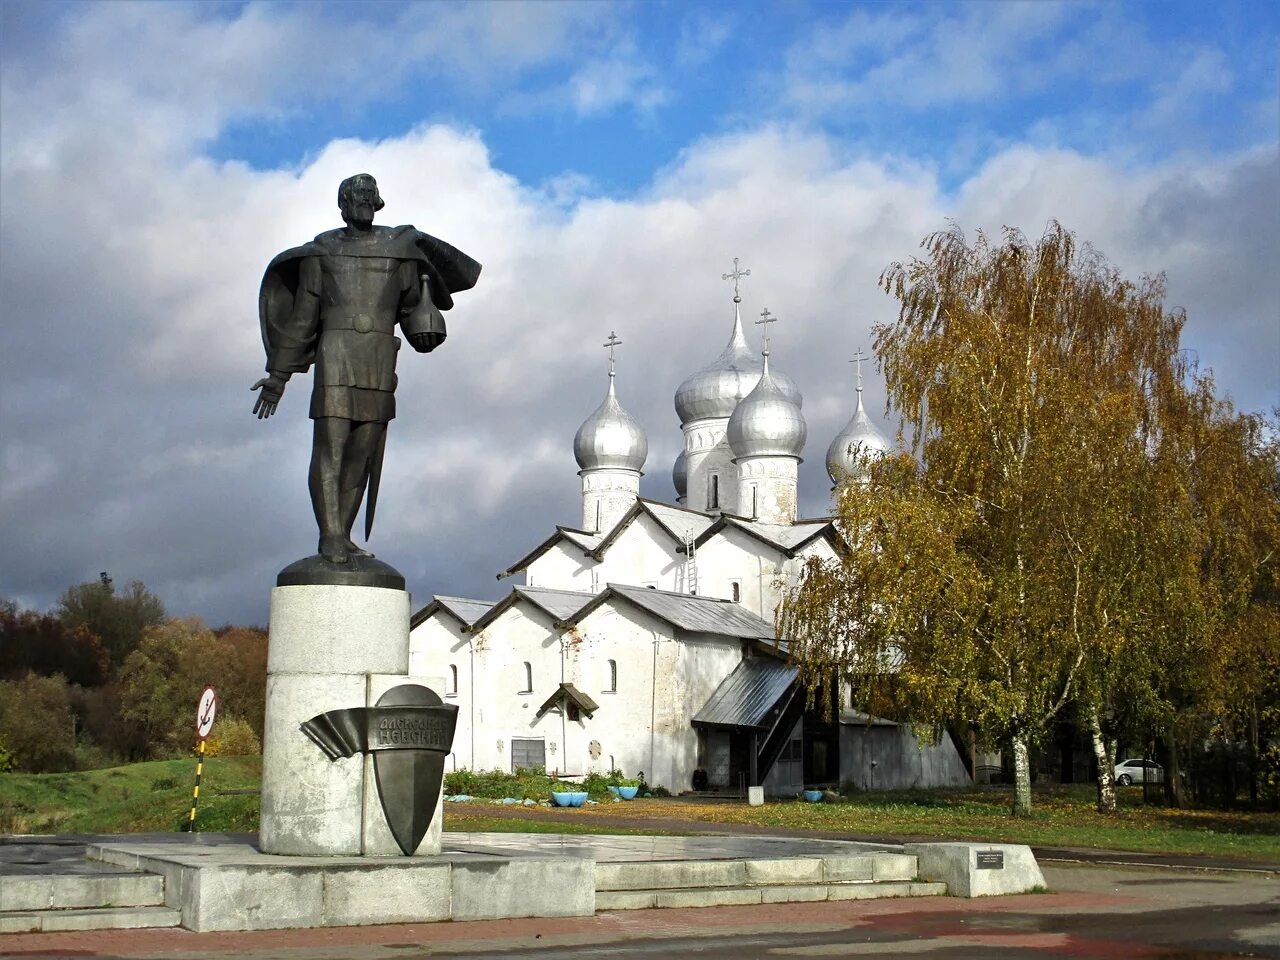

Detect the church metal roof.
[
  {"left": 570, "top": 583, "right": 775, "bottom": 639},
  {"left": 496, "top": 526, "right": 603, "bottom": 580},
  {"left": 718, "top": 517, "right": 833, "bottom": 554},
  {"left": 411, "top": 595, "right": 495, "bottom": 629},
  {"left": 535, "top": 683, "right": 600, "bottom": 720},
  {"left": 693, "top": 657, "right": 799, "bottom": 729},
  {"left": 470, "top": 585, "right": 596, "bottom": 632}
]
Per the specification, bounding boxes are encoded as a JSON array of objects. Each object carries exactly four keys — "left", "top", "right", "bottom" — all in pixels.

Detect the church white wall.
[
  {"left": 524, "top": 541, "right": 596, "bottom": 591},
  {"left": 665, "top": 634, "right": 749, "bottom": 793},
  {"left": 566, "top": 603, "right": 678, "bottom": 784},
  {"left": 408, "top": 613, "right": 473, "bottom": 770},
  {"left": 592, "top": 513, "right": 683, "bottom": 591},
  {"left": 694, "top": 526, "right": 786, "bottom": 619},
  {"left": 735, "top": 456, "right": 799, "bottom": 525},
  {"left": 580, "top": 467, "right": 640, "bottom": 534},
  {"left": 684, "top": 419, "right": 736, "bottom": 515}
]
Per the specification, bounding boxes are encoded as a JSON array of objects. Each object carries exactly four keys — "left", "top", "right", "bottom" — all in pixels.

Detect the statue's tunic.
[{"left": 259, "top": 225, "right": 482, "bottom": 424}]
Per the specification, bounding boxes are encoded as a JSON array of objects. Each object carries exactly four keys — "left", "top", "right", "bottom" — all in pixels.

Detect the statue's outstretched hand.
[
  {"left": 409, "top": 331, "right": 446, "bottom": 353},
  {"left": 251, "top": 373, "right": 288, "bottom": 418}
]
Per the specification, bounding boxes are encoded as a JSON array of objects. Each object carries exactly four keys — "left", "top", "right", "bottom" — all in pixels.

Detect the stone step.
[
  {"left": 594, "top": 854, "right": 917, "bottom": 892},
  {"left": 0, "top": 904, "right": 182, "bottom": 933},
  {"left": 0, "top": 872, "right": 166, "bottom": 912},
  {"left": 596, "top": 880, "right": 947, "bottom": 911}
]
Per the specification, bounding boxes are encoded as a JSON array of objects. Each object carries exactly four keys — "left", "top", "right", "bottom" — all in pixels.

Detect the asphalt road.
[{"left": 3, "top": 862, "right": 1277, "bottom": 959}]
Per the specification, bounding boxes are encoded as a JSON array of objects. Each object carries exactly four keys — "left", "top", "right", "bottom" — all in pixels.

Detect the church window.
[
  {"left": 730, "top": 581, "right": 741, "bottom": 603},
  {"left": 709, "top": 474, "right": 720, "bottom": 510},
  {"left": 750, "top": 485, "right": 758, "bottom": 519},
  {"left": 606, "top": 658, "right": 617, "bottom": 692},
  {"left": 520, "top": 661, "right": 532, "bottom": 693},
  {"left": 448, "top": 664, "right": 458, "bottom": 695}
]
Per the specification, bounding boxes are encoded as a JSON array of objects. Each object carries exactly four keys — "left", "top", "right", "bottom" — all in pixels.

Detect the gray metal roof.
[
  {"left": 535, "top": 683, "right": 601, "bottom": 720},
  {"left": 693, "top": 657, "right": 799, "bottom": 729},
  {"left": 643, "top": 500, "right": 716, "bottom": 543},
  {"left": 719, "top": 517, "right": 832, "bottom": 553},
  {"left": 434, "top": 596, "right": 495, "bottom": 626},
  {"left": 602, "top": 583, "right": 775, "bottom": 639},
  {"left": 560, "top": 529, "right": 604, "bottom": 552},
  {"left": 411, "top": 595, "right": 495, "bottom": 629},
  {"left": 513, "top": 585, "right": 596, "bottom": 622}
]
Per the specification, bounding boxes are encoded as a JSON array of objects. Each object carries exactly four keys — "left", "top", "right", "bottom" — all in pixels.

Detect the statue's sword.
[{"left": 364, "top": 425, "right": 389, "bottom": 542}]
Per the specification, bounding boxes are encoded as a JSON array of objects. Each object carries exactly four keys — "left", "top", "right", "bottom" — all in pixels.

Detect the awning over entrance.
[
  {"left": 534, "top": 682, "right": 600, "bottom": 720},
  {"left": 692, "top": 658, "right": 798, "bottom": 730}
]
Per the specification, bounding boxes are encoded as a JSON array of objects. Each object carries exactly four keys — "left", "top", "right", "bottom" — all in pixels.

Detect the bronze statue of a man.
[{"left": 253, "top": 174, "right": 481, "bottom": 564}]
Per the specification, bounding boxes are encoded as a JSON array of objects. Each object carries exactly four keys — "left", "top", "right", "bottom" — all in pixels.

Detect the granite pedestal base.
[{"left": 259, "top": 581, "right": 444, "bottom": 857}]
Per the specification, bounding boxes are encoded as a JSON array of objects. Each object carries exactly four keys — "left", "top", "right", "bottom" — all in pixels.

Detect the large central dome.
[{"left": 675, "top": 305, "right": 800, "bottom": 425}]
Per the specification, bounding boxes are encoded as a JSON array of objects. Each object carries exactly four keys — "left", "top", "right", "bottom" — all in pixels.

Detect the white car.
[{"left": 1113, "top": 758, "right": 1163, "bottom": 786}]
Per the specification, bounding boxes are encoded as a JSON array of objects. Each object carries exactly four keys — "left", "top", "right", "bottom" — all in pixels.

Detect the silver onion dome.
[
  {"left": 672, "top": 449, "right": 688, "bottom": 498},
  {"left": 574, "top": 375, "right": 648, "bottom": 473},
  {"left": 825, "top": 388, "right": 891, "bottom": 484},
  {"left": 675, "top": 305, "right": 800, "bottom": 424},
  {"left": 727, "top": 356, "right": 807, "bottom": 460}
]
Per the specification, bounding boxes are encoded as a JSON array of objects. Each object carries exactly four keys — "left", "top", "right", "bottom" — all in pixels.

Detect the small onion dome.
[
  {"left": 675, "top": 305, "right": 800, "bottom": 425},
  {"left": 825, "top": 389, "right": 891, "bottom": 484},
  {"left": 727, "top": 357, "right": 807, "bottom": 460},
  {"left": 672, "top": 448, "right": 688, "bottom": 499},
  {"left": 574, "top": 376, "right": 648, "bottom": 473}
]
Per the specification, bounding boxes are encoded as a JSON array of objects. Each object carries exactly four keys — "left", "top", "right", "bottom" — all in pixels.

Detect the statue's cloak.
[{"left": 258, "top": 225, "right": 481, "bottom": 370}]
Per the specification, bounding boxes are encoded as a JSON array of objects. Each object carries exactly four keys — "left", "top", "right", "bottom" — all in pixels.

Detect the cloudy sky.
[{"left": 2, "top": 1, "right": 1277, "bottom": 626}]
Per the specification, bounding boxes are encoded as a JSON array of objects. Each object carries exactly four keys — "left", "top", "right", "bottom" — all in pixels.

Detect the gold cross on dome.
[
  {"left": 603, "top": 331, "right": 622, "bottom": 377},
  {"left": 756, "top": 307, "right": 777, "bottom": 355},
  {"left": 721, "top": 258, "right": 751, "bottom": 302}
]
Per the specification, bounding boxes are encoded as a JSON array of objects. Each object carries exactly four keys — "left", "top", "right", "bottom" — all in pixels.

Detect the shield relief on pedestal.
[{"left": 301, "top": 683, "right": 459, "bottom": 856}]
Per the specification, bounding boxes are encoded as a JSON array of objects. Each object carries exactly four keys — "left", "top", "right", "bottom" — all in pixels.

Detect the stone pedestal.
[{"left": 260, "top": 582, "right": 443, "bottom": 857}]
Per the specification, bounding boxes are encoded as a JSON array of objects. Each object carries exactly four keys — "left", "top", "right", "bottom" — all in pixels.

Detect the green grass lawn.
[
  {"left": 0, "top": 756, "right": 262, "bottom": 834},
  {"left": 3, "top": 761, "right": 1277, "bottom": 864}
]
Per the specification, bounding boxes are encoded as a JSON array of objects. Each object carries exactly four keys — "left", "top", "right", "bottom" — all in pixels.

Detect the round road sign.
[{"left": 196, "top": 686, "right": 218, "bottom": 740}]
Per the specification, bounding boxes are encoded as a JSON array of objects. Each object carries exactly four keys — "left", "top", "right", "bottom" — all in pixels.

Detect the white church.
[{"left": 409, "top": 266, "right": 970, "bottom": 796}]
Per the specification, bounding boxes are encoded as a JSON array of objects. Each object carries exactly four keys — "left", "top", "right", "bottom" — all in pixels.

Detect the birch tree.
[{"left": 780, "top": 222, "right": 1191, "bottom": 816}]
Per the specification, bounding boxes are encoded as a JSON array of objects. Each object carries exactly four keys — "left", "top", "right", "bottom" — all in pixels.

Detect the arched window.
[
  {"left": 448, "top": 664, "right": 458, "bottom": 695},
  {"left": 607, "top": 659, "right": 617, "bottom": 693},
  {"left": 730, "top": 581, "right": 741, "bottom": 603},
  {"left": 521, "top": 661, "right": 532, "bottom": 693},
  {"left": 709, "top": 474, "right": 720, "bottom": 510}
]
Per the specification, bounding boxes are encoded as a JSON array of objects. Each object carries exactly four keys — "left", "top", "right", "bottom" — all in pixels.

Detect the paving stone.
[
  {"left": 0, "top": 905, "right": 180, "bottom": 932},
  {"left": 759, "top": 883, "right": 831, "bottom": 903},
  {"left": 744, "top": 857, "right": 823, "bottom": 885},
  {"left": 828, "top": 881, "right": 916, "bottom": 900},
  {"left": 652, "top": 887, "right": 764, "bottom": 908}
]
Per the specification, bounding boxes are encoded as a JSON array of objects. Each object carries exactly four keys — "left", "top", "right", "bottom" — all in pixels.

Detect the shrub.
[
  {"left": 204, "top": 716, "right": 261, "bottom": 757},
  {"left": 0, "top": 673, "right": 76, "bottom": 772}
]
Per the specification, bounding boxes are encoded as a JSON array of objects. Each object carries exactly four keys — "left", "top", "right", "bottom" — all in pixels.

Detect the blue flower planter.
[
  {"left": 803, "top": 789, "right": 823, "bottom": 803},
  {"left": 551, "top": 791, "right": 589, "bottom": 807},
  {"left": 618, "top": 786, "right": 639, "bottom": 800},
  {"left": 607, "top": 785, "right": 621, "bottom": 797}
]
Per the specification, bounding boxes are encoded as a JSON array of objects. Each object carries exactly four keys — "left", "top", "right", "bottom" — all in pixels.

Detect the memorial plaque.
[{"left": 976, "top": 850, "right": 1005, "bottom": 870}]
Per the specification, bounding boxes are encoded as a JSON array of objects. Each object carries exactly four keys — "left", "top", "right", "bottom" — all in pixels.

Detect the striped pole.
[{"left": 186, "top": 739, "right": 206, "bottom": 832}]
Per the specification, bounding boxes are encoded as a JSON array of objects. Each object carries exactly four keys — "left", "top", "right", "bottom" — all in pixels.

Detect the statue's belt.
[{"left": 322, "top": 313, "right": 398, "bottom": 335}]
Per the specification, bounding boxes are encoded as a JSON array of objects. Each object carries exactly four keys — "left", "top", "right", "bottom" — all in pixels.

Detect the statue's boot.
[
  {"left": 319, "top": 533, "right": 351, "bottom": 564},
  {"left": 345, "top": 538, "right": 374, "bottom": 558}
]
